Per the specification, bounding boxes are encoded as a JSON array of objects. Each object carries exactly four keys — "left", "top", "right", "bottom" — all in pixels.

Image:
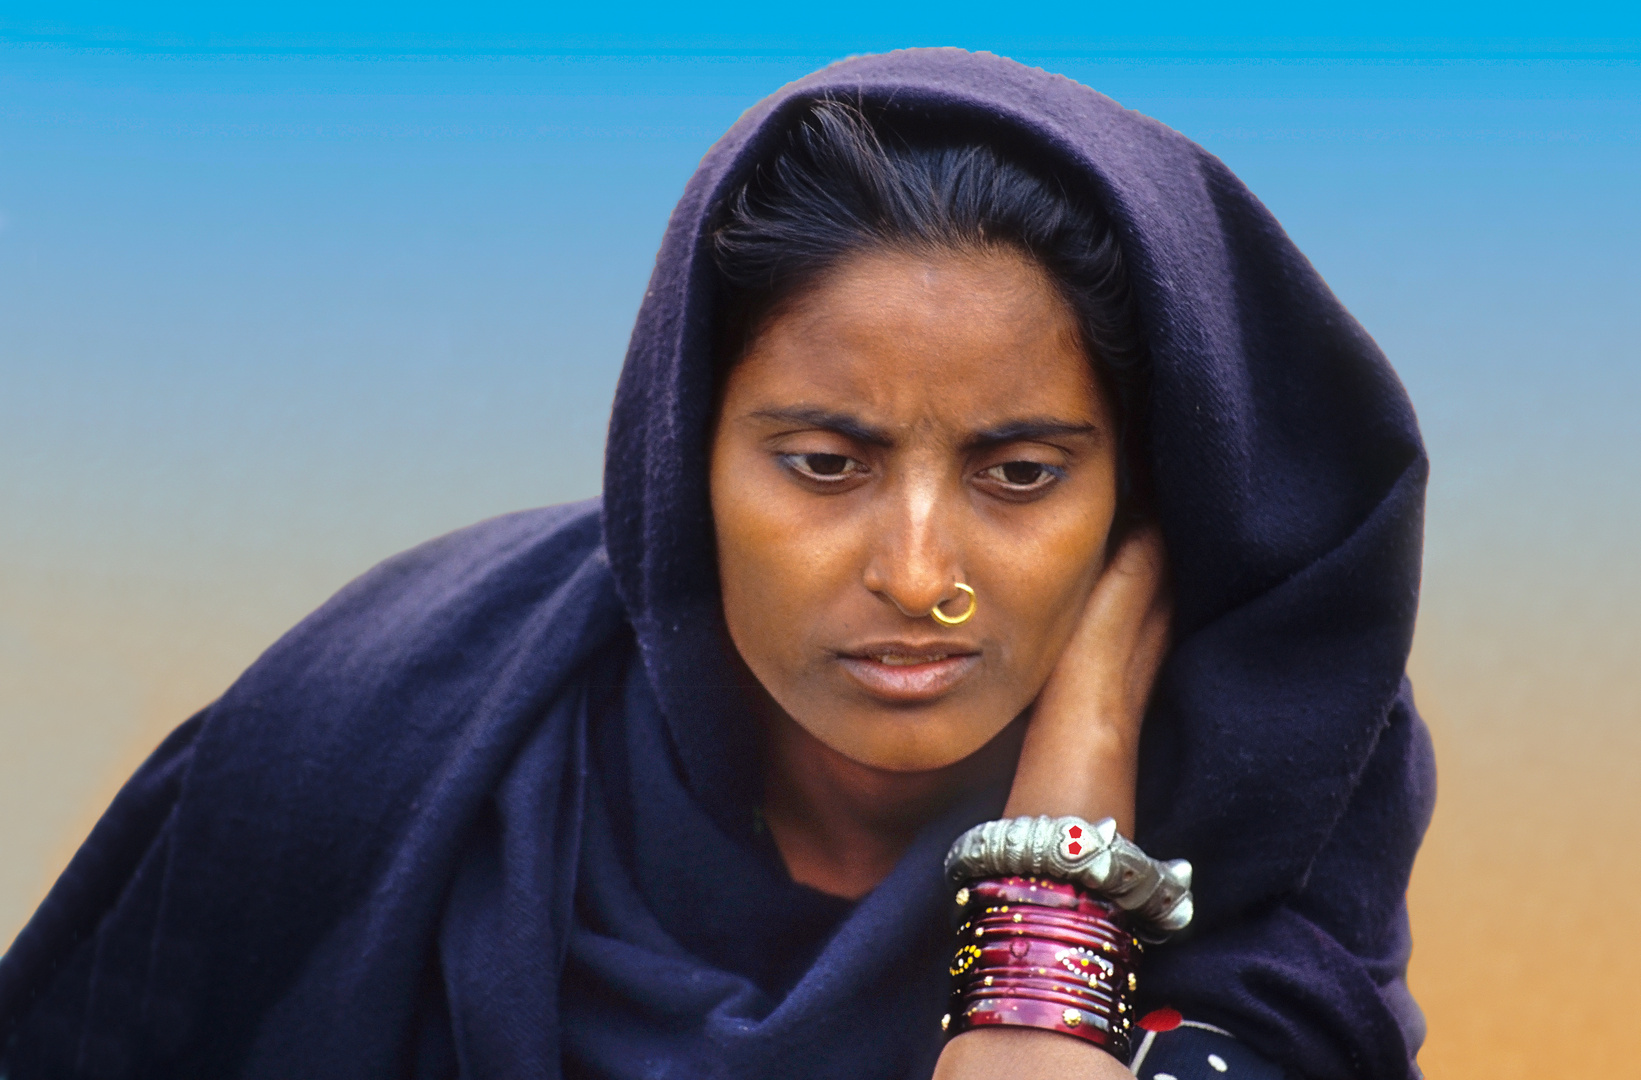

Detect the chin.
[{"left": 830, "top": 711, "right": 1009, "bottom": 774}]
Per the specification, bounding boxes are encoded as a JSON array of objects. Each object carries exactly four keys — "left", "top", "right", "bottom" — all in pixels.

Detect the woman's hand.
[
  {"left": 1004, "top": 524, "right": 1171, "bottom": 834},
  {"left": 931, "top": 526, "right": 1171, "bottom": 1080}
]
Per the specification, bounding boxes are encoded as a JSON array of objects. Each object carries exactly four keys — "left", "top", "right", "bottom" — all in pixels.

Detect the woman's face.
[{"left": 710, "top": 247, "right": 1120, "bottom": 773}]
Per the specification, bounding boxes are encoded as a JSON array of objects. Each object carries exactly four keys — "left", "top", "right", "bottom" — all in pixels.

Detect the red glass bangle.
[
  {"left": 944, "top": 876, "right": 1140, "bottom": 1060},
  {"left": 962, "top": 875, "right": 1120, "bottom": 916}
]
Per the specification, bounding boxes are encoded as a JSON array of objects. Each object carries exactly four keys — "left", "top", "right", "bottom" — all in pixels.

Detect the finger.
[
  {"left": 1108, "top": 524, "right": 1167, "bottom": 584},
  {"left": 1129, "top": 592, "right": 1173, "bottom": 701},
  {"left": 1078, "top": 526, "right": 1169, "bottom": 643}
]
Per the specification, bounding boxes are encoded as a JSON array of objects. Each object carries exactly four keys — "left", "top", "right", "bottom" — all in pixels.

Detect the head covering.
[{"left": 1, "top": 50, "right": 1433, "bottom": 1080}]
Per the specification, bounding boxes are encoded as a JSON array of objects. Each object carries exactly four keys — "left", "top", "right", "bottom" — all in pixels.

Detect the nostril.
[
  {"left": 862, "top": 551, "right": 961, "bottom": 621},
  {"left": 873, "top": 579, "right": 961, "bottom": 620},
  {"left": 880, "top": 589, "right": 933, "bottom": 620}
]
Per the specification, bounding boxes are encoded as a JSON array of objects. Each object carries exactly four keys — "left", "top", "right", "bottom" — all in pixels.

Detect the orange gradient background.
[{"left": 2, "top": 35, "right": 1638, "bottom": 1079}]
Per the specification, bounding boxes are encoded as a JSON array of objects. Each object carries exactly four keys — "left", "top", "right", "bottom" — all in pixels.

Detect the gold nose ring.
[{"left": 929, "top": 582, "right": 977, "bottom": 626}]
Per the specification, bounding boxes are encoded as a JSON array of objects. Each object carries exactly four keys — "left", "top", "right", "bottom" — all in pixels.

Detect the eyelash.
[
  {"left": 978, "top": 461, "right": 1066, "bottom": 491},
  {"left": 780, "top": 453, "right": 1067, "bottom": 493},
  {"left": 780, "top": 453, "right": 865, "bottom": 483}
]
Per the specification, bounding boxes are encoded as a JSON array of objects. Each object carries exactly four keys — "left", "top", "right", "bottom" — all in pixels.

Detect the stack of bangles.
[{"left": 941, "top": 815, "right": 1194, "bottom": 1063}]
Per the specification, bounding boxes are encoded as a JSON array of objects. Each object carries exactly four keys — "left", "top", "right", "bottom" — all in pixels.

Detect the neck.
[{"left": 760, "top": 709, "right": 1023, "bottom": 900}]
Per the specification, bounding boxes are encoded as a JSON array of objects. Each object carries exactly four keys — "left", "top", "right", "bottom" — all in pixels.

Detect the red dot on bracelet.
[{"left": 1066, "top": 824, "right": 1084, "bottom": 856}]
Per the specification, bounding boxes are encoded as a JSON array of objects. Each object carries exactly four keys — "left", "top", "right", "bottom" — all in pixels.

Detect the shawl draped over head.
[{"left": 0, "top": 49, "right": 1434, "bottom": 1080}]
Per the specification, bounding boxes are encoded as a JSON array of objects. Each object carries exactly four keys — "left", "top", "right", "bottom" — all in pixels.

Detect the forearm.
[
  {"left": 935, "top": 702, "right": 1140, "bottom": 1080},
  {"left": 933, "top": 1027, "right": 1134, "bottom": 1080},
  {"left": 934, "top": 530, "right": 1165, "bottom": 1080},
  {"left": 1001, "top": 531, "right": 1162, "bottom": 834},
  {"left": 1002, "top": 706, "right": 1138, "bottom": 834}
]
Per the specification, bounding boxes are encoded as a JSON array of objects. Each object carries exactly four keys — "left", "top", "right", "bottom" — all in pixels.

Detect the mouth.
[{"left": 835, "top": 642, "right": 981, "bottom": 703}]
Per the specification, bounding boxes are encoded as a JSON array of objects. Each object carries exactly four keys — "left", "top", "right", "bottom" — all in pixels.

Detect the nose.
[{"left": 860, "top": 476, "right": 964, "bottom": 621}]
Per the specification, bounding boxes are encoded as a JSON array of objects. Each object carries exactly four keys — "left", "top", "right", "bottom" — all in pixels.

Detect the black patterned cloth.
[{"left": 1131, "top": 1011, "right": 1290, "bottom": 1080}]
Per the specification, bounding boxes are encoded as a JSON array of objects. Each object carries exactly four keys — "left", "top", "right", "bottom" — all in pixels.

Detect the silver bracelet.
[{"left": 944, "top": 815, "right": 1193, "bottom": 940}]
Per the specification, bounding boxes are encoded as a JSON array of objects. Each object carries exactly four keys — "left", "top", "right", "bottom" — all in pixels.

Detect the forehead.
[{"left": 729, "top": 248, "right": 1107, "bottom": 427}]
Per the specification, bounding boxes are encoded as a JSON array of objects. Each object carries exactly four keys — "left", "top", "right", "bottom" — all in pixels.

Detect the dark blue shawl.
[{"left": 0, "top": 49, "right": 1434, "bottom": 1080}]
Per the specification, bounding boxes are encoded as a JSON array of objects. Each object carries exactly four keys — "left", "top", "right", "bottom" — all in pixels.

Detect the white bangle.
[{"left": 944, "top": 815, "right": 1193, "bottom": 939}]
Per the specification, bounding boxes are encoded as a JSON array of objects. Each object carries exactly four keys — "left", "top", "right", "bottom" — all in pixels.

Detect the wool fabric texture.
[{"left": 0, "top": 49, "right": 1435, "bottom": 1080}]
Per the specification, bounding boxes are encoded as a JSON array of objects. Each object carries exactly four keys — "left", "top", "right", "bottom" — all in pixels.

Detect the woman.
[{"left": 0, "top": 50, "right": 1433, "bottom": 1080}]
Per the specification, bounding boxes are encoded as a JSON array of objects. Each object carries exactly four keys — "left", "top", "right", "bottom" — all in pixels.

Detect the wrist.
[
  {"left": 1006, "top": 721, "right": 1138, "bottom": 830},
  {"left": 1024, "top": 684, "right": 1143, "bottom": 770},
  {"left": 934, "top": 1027, "right": 1134, "bottom": 1080}
]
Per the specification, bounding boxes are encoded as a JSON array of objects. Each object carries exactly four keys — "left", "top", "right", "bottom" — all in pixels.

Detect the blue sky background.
[
  {"left": 7, "top": 2, "right": 1641, "bottom": 52},
  {"left": 5, "top": 35, "right": 1637, "bottom": 580},
  {"left": 2, "top": 7, "right": 1639, "bottom": 1074}
]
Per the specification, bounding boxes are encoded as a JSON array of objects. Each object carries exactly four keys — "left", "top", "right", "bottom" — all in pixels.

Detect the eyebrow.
[
  {"left": 749, "top": 407, "right": 1099, "bottom": 450},
  {"left": 965, "top": 419, "right": 1102, "bottom": 450},
  {"left": 749, "top": 407, "right": 895, "bottom": 447}
]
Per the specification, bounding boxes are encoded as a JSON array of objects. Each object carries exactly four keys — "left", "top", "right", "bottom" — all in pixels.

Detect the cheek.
[
  {"left": 711, "top": 452, "right": 832, "bottom": 677},
  {"left": 982, "top": 491, "right": 1114, "bottom": 677}
]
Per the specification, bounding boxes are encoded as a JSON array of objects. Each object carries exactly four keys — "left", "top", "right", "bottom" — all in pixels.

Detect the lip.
[{"left": 835, "top": 641, "right": 981, "bottom": 703}]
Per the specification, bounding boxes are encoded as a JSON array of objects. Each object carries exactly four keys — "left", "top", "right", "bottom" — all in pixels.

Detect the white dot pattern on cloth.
[
  {"left": 1152, "top": 1074, "right": 1178, "bottom": 1080},
  {"left": 1207, "top": 1053, "right": 1228, "bottom": 1071}
]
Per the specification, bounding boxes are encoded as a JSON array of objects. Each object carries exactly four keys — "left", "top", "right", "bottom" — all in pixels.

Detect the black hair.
[{"left": 710, "top": 99, "right": 1152, "bottom": 522}]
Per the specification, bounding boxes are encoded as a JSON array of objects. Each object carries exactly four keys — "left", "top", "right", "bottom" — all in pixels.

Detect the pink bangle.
[{"left": 944, "top": 876, "right": 1140, "bottom": 1059}]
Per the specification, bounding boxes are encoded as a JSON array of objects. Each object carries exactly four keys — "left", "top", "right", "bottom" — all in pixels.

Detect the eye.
[
  {"left": 978, "top": 460, "right": 1064, "bottom": 492},
  {"left": 782, "top": 452, "right": 867, "bottom": 483}
]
